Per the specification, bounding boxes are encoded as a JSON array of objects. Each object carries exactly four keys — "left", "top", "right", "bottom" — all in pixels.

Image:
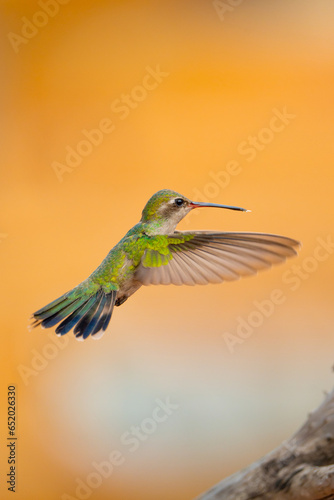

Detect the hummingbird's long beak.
[{"left": 189, "top": 201, "right": 250, "bottom": 212}]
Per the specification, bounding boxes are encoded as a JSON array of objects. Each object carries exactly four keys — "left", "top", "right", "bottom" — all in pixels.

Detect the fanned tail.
[{"left": 31, "top": 287, "right": 117, "bottom": 340}]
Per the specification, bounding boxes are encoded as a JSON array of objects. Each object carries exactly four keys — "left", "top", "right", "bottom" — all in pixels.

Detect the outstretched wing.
[{"left": 135, "top": 232, "right": 300, "bottom": 286}]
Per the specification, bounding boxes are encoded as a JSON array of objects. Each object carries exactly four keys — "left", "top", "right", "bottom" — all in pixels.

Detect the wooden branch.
[{"left": 196, "top": 387, "right": 334, "bottom": 500}]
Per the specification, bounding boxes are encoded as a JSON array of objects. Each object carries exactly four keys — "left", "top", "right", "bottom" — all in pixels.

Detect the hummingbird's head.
[
  {"left": 141, "top": 189, "right": 249, "bottom": 234},
  {"left": 141, "top": 189, "right": 192, "bottom": 230}
]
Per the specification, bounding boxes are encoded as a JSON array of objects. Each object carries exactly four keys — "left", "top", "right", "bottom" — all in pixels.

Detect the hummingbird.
[{"left": 31, "top": 189, "right": 300, "bottom": 341}]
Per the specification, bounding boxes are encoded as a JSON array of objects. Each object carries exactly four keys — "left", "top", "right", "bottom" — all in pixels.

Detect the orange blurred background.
[{"left": 1, "top": 1, "right": 334, "bottom": 499}]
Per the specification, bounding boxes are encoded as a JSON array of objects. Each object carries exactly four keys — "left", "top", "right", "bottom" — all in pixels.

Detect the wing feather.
[
  {"left": 173, "top": 251, "right": 204, "bottom": 285},
  {"left": 135, "top": 232, "right": 300, "bottom": 286}
]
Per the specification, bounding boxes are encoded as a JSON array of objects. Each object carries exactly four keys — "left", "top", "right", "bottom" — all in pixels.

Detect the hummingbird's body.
[{"left": 31, "top": 189, "right": 300, "bottom": 340}]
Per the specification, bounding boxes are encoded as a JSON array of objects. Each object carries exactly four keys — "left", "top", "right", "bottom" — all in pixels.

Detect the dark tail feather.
[
  {"left": 91, "top": 291, "right": 116, "bottom": 339},
  {"left": 79, "top": 293, "right": 108, "bottom": 340},
  {"left": 73, "top": 291, "right": 105, "bottom": 340},
  {"left": 32, "top": 294, "right": 72, "bottom": 322},
  {"left": 39, "top": 297, "right": 88, "bottom": 329},
  {"left": 103, "top": 290, "right": 116, "bottom": 330},
  {"left": 32, "top": 288, "right": 117, "bottom": 340},
  {"left": 54, "top": 295, "right": 97, "bottom": 336}
]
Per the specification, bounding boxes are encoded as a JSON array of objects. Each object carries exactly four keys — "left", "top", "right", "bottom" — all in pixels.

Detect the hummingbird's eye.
[{"left": 175, "top": 198, "right": 184, "bottom": 207}]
